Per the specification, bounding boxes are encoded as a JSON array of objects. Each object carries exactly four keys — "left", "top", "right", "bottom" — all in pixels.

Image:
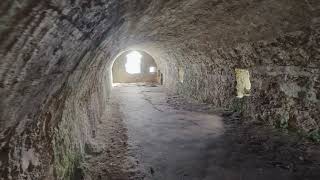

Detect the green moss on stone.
[
  {"left": 308, "top": 130, "right": 320, "bottom": 143},
  {"left": 53, "top": 122, "right": 83, "bottom": 180},
  {"left": 230, "top": 98, "right": 246, "bottom": 113}
]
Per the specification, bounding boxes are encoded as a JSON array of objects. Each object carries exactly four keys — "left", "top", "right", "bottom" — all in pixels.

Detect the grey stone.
[{"left": 0, "top": 0, "right": 319, "bottom": 179}]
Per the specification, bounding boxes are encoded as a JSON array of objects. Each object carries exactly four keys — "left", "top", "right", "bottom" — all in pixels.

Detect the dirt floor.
[{"left": 81, "top": 83, "right": 320, "bottom": 180}]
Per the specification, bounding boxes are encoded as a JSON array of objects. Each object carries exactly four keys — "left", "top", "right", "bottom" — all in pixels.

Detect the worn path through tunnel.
[{"left": 86, "top": 83, "right": 320, "bottom": 180}]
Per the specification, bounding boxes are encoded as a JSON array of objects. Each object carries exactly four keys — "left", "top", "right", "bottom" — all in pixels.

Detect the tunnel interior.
[{"left": 0, "top": 0, "right": 320, "bottom": 179}]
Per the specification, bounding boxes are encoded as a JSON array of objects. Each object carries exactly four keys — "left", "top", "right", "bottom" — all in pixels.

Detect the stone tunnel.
[{"left": 0, "top": 0, "right": 320, "bottom": 179}]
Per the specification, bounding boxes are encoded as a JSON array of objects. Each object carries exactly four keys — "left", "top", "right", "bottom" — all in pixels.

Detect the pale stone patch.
[
  {"left": 235, "top": 69, "right": 251, "bottom": 98},
  {"left": 21, "top": 148, "right": 40, "bottom": 172}
]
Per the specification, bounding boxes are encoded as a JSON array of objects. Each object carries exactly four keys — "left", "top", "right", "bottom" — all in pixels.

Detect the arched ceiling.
[{"left": 0, "top": 0, "right": 319, "bottom": 179}]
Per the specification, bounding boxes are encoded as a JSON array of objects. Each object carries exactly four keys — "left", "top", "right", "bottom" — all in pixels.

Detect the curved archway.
[{"left": 111, "top": 50, "right": 161, "bottom": 85}]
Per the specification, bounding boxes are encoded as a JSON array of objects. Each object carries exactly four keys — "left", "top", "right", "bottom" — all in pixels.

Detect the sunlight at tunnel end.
[{"left": 125, "top": 51, "right": 142, "bottom": 74}]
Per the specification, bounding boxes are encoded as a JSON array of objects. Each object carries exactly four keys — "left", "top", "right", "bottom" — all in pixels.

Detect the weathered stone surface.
[{"left": 0, "top": 0, "right": 319, "bottom": 179}]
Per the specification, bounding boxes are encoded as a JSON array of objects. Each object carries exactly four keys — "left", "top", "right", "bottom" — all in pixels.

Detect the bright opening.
[
  {"left": 178, "top": 67, "right": 185, "bottom": 83},
  {"left": 149, "top": 67, "right": 156, "bottom": 73},
  {"left": 235, "top": 68, "right": 251, "bottom": 98},
  {"left": 125, "top": 51, "right": 142, "bottom": 74}
]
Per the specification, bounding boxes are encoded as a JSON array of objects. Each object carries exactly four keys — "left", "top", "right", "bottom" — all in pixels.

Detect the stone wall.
[
  {"left": 0, "top": 0, "right": 319, "bottom": 179},
  {"left": 0, "top": 1, "right": 124, "bottom": 179},
  {"left": 164, "top": 27, "right": 320, "bottom": 135}
]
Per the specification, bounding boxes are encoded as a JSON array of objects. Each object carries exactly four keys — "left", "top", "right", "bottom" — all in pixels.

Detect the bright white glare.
[
  {"left": 149, "top": 66, "right": 156, "bottom": 73},
  {"left": 125, "top": 51, "right": 142, "bottom": 74}
]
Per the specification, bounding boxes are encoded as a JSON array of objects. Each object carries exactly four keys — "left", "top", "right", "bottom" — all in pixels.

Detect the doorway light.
[
  {"left": 125, "top": 51, "right": 142, "bottom": 74},
  {"left": 149, "top": 66, "right": 156, "bottom": 73}
]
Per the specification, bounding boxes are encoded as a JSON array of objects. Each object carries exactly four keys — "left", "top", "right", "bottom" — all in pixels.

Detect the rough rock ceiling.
[{"left": 0, "top": 0, "right": 319, "bottom": 179}]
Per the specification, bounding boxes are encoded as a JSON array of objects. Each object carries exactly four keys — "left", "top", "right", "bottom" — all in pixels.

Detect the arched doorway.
[{"left": 112, "top": 50, "right": 159, "bottom": 84}]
